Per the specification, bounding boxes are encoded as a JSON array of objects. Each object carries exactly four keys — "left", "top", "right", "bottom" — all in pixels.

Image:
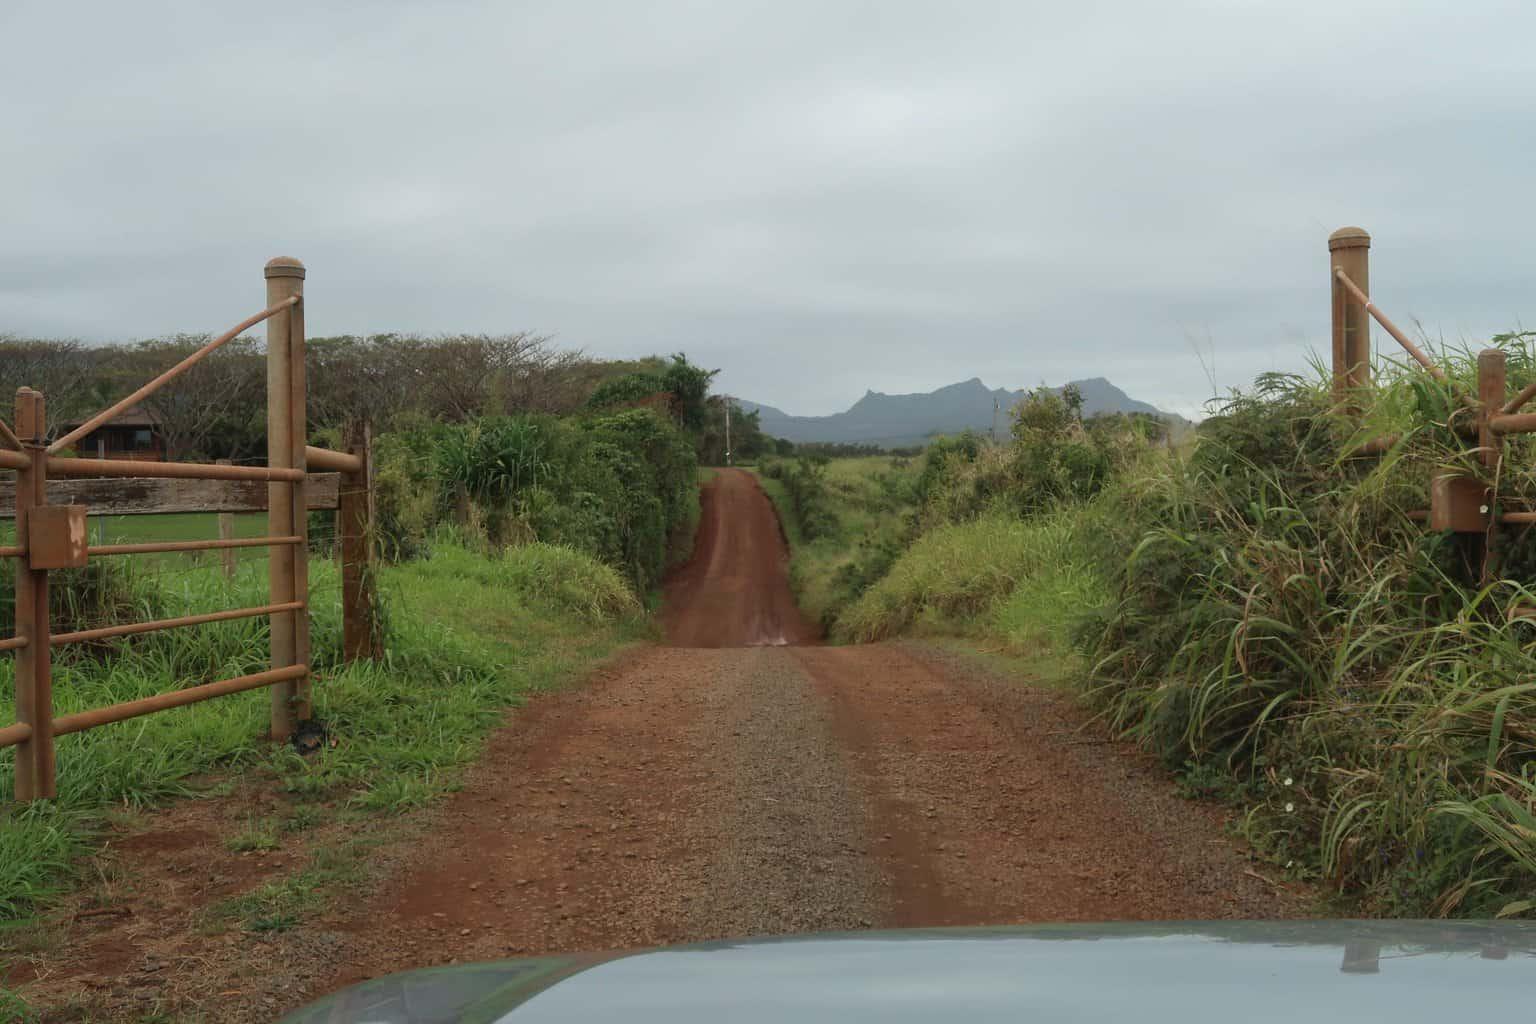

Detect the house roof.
[{"left": 60, "top": 404, "right": 164, "bottom": 429}]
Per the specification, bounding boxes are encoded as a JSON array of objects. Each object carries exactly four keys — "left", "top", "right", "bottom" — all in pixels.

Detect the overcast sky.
[{"left": 2, "top": 1, "right": 1531, "bottom": 417}]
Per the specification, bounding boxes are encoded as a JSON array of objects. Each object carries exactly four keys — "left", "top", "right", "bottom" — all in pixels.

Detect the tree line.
[{"left": 0, "top": 333, "right": 652, "bottom": 461}]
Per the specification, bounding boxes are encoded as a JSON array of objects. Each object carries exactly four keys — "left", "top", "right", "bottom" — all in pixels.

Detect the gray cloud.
[{"left": 3, "top": 0, "right": 1532, "bottom": 417}]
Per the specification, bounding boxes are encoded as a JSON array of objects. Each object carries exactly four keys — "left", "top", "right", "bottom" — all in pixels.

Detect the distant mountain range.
[{"left": 736, "top": 377, "right": 1179, "bottom": 447}]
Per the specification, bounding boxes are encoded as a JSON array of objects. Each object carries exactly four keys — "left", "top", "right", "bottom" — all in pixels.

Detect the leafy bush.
[
  {"left": 371, "top": 404, "right": 697, "bottom": 594},
  {"left": 915, "top": 394, "right": 1157, "bottom": 529},
  {"left": 760, "top": 456, "right": 839, "bottom": 540},
  {"left": 586, "top": 353, "right": 716, "bottom": 433},
  {"left": 488, "top": 544, "right": 641, "bottom": 622},
  {"left": 373, "top": 431, "right": 438, "bottom": 562},
  {"left": 587, "top": 372, "right": 667, "bottom": 412}
]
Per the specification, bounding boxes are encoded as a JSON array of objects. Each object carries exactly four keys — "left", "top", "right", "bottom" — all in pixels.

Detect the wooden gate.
[
  {"left": 1328, "top": 227, "right": 1536, "bottom": 585},
  {"left": 0, "top": 258, "right": 375, "bottom": 802}
]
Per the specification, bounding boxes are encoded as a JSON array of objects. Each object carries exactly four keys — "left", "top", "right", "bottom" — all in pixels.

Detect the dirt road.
[
  {"left": 662, "top": 468, "right": 818, "bottom": 647},
  {"left": 11, "top": 470, "right": 1306, "bottom": 1019},
  {"left": 299, "top": 470, "right": 1303, "bottom": 997}
]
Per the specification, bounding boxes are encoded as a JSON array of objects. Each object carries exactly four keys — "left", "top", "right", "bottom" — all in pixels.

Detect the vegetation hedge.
[
  {"left": 759, "top": 456, "right": 840, "bottom": 541},
  {"left": 371, "top": 405, "right": 697, "bottom": 595}
]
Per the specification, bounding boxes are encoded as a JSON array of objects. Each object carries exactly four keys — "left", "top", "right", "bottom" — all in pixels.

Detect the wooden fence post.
[
  {"left": 217, "top": 459, "right": 236, "bottom": 579},
  {"left": 265, "top": 258, "right": 306, "bottom": 740},
  {"left": 1330, "top": 226, "right": 1372, "bottom": 408},
  {"left": 13, "top": 387, "right": 54, "bottom": 800},
  {"left": 1478, "top": 348, "right": 1507, "bottom": 584},
  {"left": 340, "top": 420, "right": 381, "bottom": 661}
]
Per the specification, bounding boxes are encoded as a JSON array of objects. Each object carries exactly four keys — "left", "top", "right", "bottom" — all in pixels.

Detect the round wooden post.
[
  {"left": 13, "top": 387, "right": 54, "bottom": 800},
  {"left": 1329, "top": 226, "right": 1372, "bottom": 407},
  {"left": 1478, "top": 347, "right": 1507, "bottom": 584},
  {"left": 265, "top": 258, "right": 305, "bottom": 740},
  {"left": 340, "top": 420, "right": 380, "bottom": 661}
]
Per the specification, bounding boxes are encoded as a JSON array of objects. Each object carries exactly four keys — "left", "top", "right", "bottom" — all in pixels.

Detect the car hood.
[{"left": 280, "top": 921, "right": 1536, "bottom": 1023}]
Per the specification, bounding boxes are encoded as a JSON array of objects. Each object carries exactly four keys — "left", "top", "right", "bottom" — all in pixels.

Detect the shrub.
[
  {"left": 760, "top": 456, "right": 839, "bottom": 541},
  {"left": 378, "top": 406, "right": 698, "bottom": 593},
  {"left": 494, "top": 544, "right": 642, "bottom": 622}
]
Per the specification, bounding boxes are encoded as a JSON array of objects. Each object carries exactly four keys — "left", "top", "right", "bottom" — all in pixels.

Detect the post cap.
[
  {"left": 1328, "top": 226, "right": 1371, "bottom": 251},
  {"left": 264, "top": 257, "right": 306, "bottom": 279}
]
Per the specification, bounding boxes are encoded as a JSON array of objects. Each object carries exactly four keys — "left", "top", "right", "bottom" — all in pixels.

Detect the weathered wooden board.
[{"left": 0, "top": 473, "right": 340, "bottom": 517}]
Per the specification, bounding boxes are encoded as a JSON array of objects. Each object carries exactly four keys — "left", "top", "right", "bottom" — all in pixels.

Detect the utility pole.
[{"left": 724, "top": 394, "right": 732, "bottom": 466}]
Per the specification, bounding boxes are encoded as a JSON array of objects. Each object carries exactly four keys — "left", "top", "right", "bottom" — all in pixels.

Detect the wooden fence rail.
[{"left": 1, "top": 258, "right": 380, "bottom": 803}]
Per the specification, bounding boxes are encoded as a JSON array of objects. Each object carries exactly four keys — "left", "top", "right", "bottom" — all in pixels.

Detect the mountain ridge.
[{"left": 737, "top": 377, "right": 1175, "bottom": 447}]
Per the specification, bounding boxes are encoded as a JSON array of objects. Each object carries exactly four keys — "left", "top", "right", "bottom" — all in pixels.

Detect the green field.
[{"left": 1, "top": 512, "right": 277, "bottom": 569}]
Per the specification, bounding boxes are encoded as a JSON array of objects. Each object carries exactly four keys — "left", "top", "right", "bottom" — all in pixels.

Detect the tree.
[
  {"left": 699, "top": 397, "right": 771, "bottom": 465},
  {"left": 104, "top": 336, "right": 266, "bottom": 461},
  {"left": 0, "top": 336, "right": 100, "bottom": 433},
  {"left": 586, "top": 353, "right": 719, "bottom": 438},
  {"left": 660, "top": 353, "right": 716, "bottom": 432},
  {"left": 307, "top": 332, "right": 602, "bottom": 433}
]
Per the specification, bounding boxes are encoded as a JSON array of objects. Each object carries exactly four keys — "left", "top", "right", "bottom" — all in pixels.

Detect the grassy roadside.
[
  {"left": 753, "top": 454, "right": 1101, "bottom": 687},
  {"left": 0, "top": 538, "right": 646, "bottom": 935},
  {"left": 753, "top": 456, "right": 919, "bottom": 627},
  {"left": 838, "top": 509, "right": 1107, "bottom": 688}
]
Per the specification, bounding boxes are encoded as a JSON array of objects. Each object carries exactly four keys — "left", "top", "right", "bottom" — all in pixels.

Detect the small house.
[{"left": 59, "top": 404, "right": 170, "bottom": 461}]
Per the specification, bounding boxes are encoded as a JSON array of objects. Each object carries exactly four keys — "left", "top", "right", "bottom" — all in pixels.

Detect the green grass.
[
  {"left": 0, "top": 538, "right": 644, "bottom": 925},
  {"left": 837, "top": 510, "right": 1106, "bottom": 686},
  {"left": 0, "top": 988, "right": 38, "bottom": 1023},
  {"left": 754, "top": 456, "right": 919, "bottom": 626},
  {"left": 223, "top": 817, "right": 280, "bottom": 853},
  {"left": 1, "top": 512, "right": 273, "bottom": 571},
  {"left": 757, "top": 454, "right": 1103, "bottom": 684}
]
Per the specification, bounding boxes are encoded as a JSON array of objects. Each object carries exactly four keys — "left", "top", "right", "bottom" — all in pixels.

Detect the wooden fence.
[
  {"left": 1330, "top": 226, "right": 1536, "bottom": 585},
  {"left": 0, "top": 259, "right": 379, "bottom": 802}
]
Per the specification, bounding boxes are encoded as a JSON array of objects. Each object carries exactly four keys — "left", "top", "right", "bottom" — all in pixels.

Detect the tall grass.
[
  {"left": 1083, "top": 344, "right": 1536, "bottom": 917},
  {"left": 839, "top": 514, "right": 1098, "bottom": 640}
]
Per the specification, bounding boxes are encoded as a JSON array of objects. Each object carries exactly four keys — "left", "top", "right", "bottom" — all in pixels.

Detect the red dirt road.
[
  {"left": 8, "top": 468, "right": 1307, "bottom": 1021},
  {"left": 288, "top": 469, "right": 1304, "bottom": 1006},
  {"left": 663, "top": 469, "right": 818, "bottom": 647}
]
